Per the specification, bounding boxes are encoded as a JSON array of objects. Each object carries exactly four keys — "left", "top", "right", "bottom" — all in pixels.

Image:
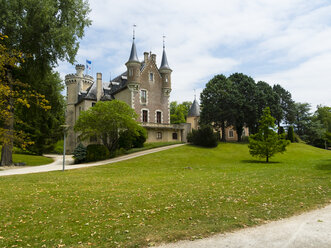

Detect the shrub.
[
  {"left": 86, "top": 144, "right": 110, "bottom": 162},
  {"left": 73, "top": 143, "right": 87, "bottom": 164},
  {"left": 132, "top": 126, "right": 147, "bottom": 148},
  {"left": 187, "top": 126, "right": 218, "bottom": 147},
  {"left": 287, "top": 126, "right": 294, "bottom": 143},
  {"left": 118, "top": 126, "right": 147, "bottom": 150},
  {"left": 53, "top": 140, "right": 64, "bottom": 154}
]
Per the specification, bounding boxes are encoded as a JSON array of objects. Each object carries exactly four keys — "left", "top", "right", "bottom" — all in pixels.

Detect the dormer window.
[{"left": 149, "top": 72, "right": 154, "bottom": 82}]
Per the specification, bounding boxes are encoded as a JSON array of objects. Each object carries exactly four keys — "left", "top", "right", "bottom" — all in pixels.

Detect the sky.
[{"left": 57, "top": 0, "right": 331, "bottom": 110}]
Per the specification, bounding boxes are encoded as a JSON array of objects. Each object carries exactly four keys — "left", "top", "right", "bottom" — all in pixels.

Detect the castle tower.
[
  {"left": 125, "top": 28, "right": 141, "bottom": 93},
  {"left": 65, "top": 64, "right": 93, "bottom": 153},
  {"left": 159, "top": 37, "right": 172, "bottom": 96},
  {"left": 187, "top": 96, "right": 201, "bottom": 131}
]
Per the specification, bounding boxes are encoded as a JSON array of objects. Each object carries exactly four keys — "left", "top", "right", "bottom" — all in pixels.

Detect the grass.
[
  {"left": 123, "top": 141, "right": 183, "bottom": 154},
  {"left": 0, "top": 143, "right": 330, "bottom": 247},
  {"left": 0, "top": 150, "right": 53, "bottom": 167}
]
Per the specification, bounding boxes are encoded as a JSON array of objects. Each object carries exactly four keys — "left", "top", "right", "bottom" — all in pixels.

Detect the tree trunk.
[
  {"left": 221, "top": 122, "right": 226, "bottom": 142},
  {"left": 1, "top": 71, "right": 14, "bottom": 166},
  {"left": 236, "top": 125, "right": 243, "bottom": 142},
  {"left": 266, "top": 155, "right": 269, "bottom": 163}
]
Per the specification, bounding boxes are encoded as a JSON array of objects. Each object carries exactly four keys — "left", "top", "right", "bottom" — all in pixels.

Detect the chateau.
[{"left": 65, "top": 35, "right": 190, "bottom": 153}]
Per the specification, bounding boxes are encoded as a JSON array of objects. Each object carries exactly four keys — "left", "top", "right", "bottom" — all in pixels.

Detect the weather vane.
[
  {"left": 194, "top": 89, "right": 196, "bottom": 100},
  {"left": 133, "top": 24, "right": 137, "bottom": 39}
]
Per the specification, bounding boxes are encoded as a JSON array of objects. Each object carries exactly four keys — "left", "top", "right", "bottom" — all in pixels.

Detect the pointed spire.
[
  {"left": 159, "top": 35, "right": 171, "bottom": 70},
  {"left": 127, "top": 24, "right": 139, "bottom": 63},
  {"left": 188, "top": 97, "right": 200, "bottom": 117}
]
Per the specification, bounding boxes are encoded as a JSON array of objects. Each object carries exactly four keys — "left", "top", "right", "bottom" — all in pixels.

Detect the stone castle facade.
[{"left": 65, "top": 36, "right": 190, "bottom": 153}]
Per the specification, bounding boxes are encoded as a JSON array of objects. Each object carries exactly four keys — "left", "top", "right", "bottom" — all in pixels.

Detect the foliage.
[
  {"left": 74, "top": 100, "right": 140, "bottom": 153},
  {"left": 0, "top": 0, "right": 91, "bottom": 157},
  {"left": 86, "top": 144, "right": 110, "bottom": 162},
  {"left": 73, "top": 143, "right": 87, "bottom": 164},
  {"left": 187, "top": 125, "right": 218, "bottom": 147},
  {"left": 170, "top": 101, "right": 192, "bottom": 124},
  {"left": 0, "top": 143, "right": 330, "bottom": 247},
  {"left": 228, "top": 73, "right": 256, "bottom": 140},
  {"left": 0, "top": 34, "right": 50, "bottom": 165},
  {"left": 287, "top": 126, "right": 294, "bottom": 143},
  {"left": 272, "top": 84, "right": 295, "bottom": 127},
  {"left": 200, "top": 75, "right": 239, "bottom": 141},
  {"left": 52, "top": 140, "right": 64, "bottom": 154},
  {"left": 248, "top": 107, "right": 290, "bottom": 162},
  {"left": 293, "top": 102, "right": 312, "bottom": 137},
  {"left": 118, "top": 126, "right": 147, "bottom": 150}
]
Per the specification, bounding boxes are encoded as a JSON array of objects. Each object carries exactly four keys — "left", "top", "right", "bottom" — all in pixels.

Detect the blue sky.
[{"left": 57, "top": 0, "right": 331, "bottom": 110}]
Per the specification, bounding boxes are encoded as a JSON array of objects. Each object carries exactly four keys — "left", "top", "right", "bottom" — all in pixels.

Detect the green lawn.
[
  {"left": 0, "top": 151, "right": 53, "bottom": 167},
  {"left": 0, "top": 143, "right": 330, "bottom": 247}
]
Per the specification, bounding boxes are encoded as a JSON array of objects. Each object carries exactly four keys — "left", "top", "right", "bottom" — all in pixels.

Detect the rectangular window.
[
  {"left": 142, "top": 110, "right": 148, "bottom": 122},
  {"left": 92, "top": 102, "right": 96, "bottom": 107},
  {"left": 156, "top": 111, "right": 161, "bottom": 123},
  {"left": 141, "top": 90, "right": 147, "bottom": 104},
  {"left": 229, "top": 130, "right": 234, "bottom": 138},
  {"left": 157, "top": 132, "right": 162, "bottom": 139},
  {"left": 149, "top": 72, "right": 154, "bottom": 82},
  {"left": 172, "top": 132, "right": 178, "bottom": 140}
]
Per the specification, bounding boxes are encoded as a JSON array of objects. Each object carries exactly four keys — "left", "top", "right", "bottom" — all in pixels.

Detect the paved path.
[
  {"left": 0, "top": 144, "right": 184, "bottom": 176},
  {"left": 155, "top": 204, "right": 331, "bottom": 248}
]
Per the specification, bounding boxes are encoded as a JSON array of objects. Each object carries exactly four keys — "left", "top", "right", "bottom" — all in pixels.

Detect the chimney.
[
  {"left": 144, "top": 52, "right": 149, "bottom": 63},
  {"left": 151, "top": 54, "right": 156, "bottom": 62},
  {"left": 75, "top": 64, "right": 85, "bottom": 77},
  {"left": 96, "top": 73, "right": 102, "bottom": 101}
]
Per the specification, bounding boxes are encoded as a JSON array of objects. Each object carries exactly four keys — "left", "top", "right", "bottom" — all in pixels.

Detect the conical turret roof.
[
  {"left": 159, "top": 44, "right": 171, "bottom": 70},
  {"left": 188, "top": 99, "right": 200, "bottom": 117},
  {"left": 127, "top": 38, "right": 139, "bottom": 63}
]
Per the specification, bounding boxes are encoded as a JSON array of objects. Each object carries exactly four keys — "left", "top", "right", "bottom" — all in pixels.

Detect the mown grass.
[
  {"left": 0, "top": 150, "right": 53, "bottom": 167},
  {"left": 0, "top": 143, "right": 330, "bottom": 247}
]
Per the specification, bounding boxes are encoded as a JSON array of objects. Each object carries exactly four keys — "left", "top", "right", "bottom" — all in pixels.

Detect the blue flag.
[{"left": 86, "top": 60, "right": 92, "bottom": 70}]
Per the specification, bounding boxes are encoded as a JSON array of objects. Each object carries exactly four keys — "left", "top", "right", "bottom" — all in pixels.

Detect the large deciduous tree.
[
  {"left": 200, "top": 74, "right": 238, "bottom": 141},
  {"left": 170, "top": 101, "right": 192, "bottom": 124},
  {"left": 0, "top": 0, "right": 91, "bottom": 161},
  {"left": 0, "top": 34, "right": 50, "bottom": 165},
  {"left": 248, "top": 107, "right": 290, "bottom": 163},
  {"left": 228, "top": 73, "right": 256, "bottom": 141},
  {"left": 272, "top": 84, "right": 295, "bottom": 129},
  {"left": 74, "top": 100, "right": 141, "bottom": 153}
]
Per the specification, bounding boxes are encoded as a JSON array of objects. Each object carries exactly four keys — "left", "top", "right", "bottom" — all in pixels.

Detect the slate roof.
[
  {"left": 127, "top": 39, "right": 139, "bottom": 63},
  {"left": 187, "top": 99, "right": 200, "bottom": 117},
  {"left": 159, "top": 47, "right": 171, "bottom": 70}
]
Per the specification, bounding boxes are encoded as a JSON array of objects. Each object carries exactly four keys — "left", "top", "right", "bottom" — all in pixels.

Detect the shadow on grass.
[
  {"left": 315, "top": 159, "right": 331, "bottom": 171},
  {"left": 241, "top": 159, "right": 281, "bottom": 164}
]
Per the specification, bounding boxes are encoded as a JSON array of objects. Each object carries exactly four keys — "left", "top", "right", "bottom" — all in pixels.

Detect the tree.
[
  {"left": 0, "top": 34, "right": 50, "bottom": 165},
  {"left": 74, "top": 100, "right": 141, "bottom": 153},
  {"left": 228, "top": 73, "right": 256, "bottom": 141},
  {"left": 248, "top": 107, "right": 290, "bottom": 162},
  {"left": 293, "top": 102, "right": 312, "bottom": 137},
  {"left": 170, "top": 101, "right": 192, "bottom": 124},
  {"left": 200, "top": 75, "right": 238, "bottom": 141},
  {"left": 272, "top": 84, "right": 295, "bottom": 128},
  {"left": 0, "top": 0, "right": 91, "bottom": 156}
]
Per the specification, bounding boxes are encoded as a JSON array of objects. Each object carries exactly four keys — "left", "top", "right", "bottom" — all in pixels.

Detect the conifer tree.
[{"left": 248, "top": 107, "right": 290, "bottom": 162}]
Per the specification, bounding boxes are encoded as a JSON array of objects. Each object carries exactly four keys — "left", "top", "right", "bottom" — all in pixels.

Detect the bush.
[
  {"left": 53, "top": 140, "right": 64, "bottom": 154},
  {"left": 73, "top": 143, "right": 87, "bottom": 164},
  {"left": 187, "top": 126, "right": 218, "bottom": 147},
  {"left": 86, "top": 144, "right": 110, "bottom": 162},
  {"left": 287, "top": 126, "right": 294, "bottom": 143},
  {"left": 118, "top": 126, "right": 147, "bottom": 150}
]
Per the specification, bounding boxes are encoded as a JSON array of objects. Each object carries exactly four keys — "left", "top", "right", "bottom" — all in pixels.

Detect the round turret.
[{"left": 75, "top": 64, "right": 85, "bottom": 77}]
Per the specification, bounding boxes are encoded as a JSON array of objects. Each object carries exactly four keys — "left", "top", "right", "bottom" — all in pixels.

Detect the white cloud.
[{"left": 56, "top": 0, "right": 331, "bottom": 108}]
